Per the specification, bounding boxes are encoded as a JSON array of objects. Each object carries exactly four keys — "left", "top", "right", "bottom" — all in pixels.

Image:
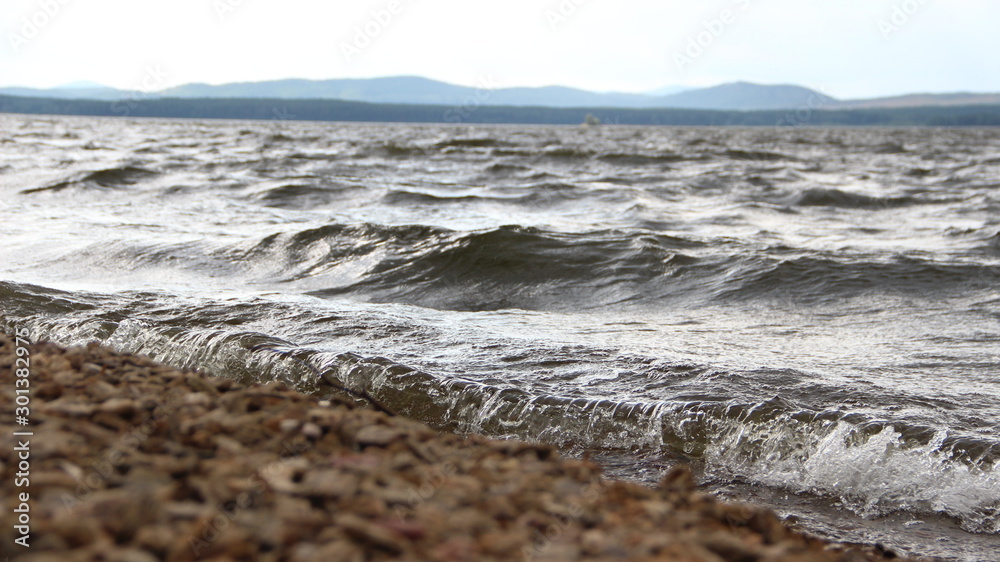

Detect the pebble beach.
[{"left": 1, "top": 333, "right": 913, "bottom": 561}]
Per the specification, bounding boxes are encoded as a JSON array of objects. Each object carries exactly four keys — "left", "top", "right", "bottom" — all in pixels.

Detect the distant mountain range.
[{"left": 2, "top": 76, "right": 998, "bottom": 112}]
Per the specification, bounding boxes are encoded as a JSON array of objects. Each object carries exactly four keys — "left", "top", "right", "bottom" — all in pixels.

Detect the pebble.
[{"left": 355, "top": 424, "right": 406, "bottom": 447}]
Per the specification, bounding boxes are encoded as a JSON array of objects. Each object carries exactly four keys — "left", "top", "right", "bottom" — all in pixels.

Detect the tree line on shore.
[{"left": 2, "top": 93, "right": 1000, "bottom": 127}]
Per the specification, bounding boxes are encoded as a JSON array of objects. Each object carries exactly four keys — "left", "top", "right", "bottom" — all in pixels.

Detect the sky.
[{"left": 2, "top": 0, "right": 998, "bottom": 100}]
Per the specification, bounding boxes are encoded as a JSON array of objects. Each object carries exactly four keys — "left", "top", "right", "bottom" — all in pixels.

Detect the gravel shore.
[{"left": 0, "top": 333, "right": 909, "bottom": 561}]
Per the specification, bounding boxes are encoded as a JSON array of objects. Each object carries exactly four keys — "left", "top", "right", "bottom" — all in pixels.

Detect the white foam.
[{"left": 704, "top": 417, "right": 1000, "bottom": 533}]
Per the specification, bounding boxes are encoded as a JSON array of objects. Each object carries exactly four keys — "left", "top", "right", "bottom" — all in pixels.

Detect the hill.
[
  {"left": 657, "top": 81, "right": 834, "bottom": 110},
  {"left": 0, "top": 77, "right": 830, "bottom": 111},
  {"left": 151, "top": 76, "right": 694, "bottom": 109},
  {"left": 4, "top": 76, "right": 999, "bottom": 112}
]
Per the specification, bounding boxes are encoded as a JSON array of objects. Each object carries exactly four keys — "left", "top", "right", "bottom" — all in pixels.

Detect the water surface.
[{"left": 2, "top": 115, "right": 999, "bottom": 560}]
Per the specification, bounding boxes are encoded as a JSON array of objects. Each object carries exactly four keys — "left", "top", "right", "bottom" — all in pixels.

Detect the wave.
[
  {"left": 20, "top": 165, "right": 158, "bottom": 194},
  {"left": 536, "top": 146, "right": 595, "bottom": 160},
  {"left": 722, "top": 148, "right": 796, "bottom": 162},
  {"left": 596, "top": 152, "right": 687, "bottom": 166},
  {"left": 379, "top": 186, "right": 610, "bottom": 208},
  {"left": 290, "top": 225, "right": 705, "bottom": 311},
  {"left": 14, "top": 212, "right": 996, "bottom": 313},
  {"left": 988, "top": 232, "right": 1000, "bottom": 252},
  {"left": 778, "top": 187, "right": 918, "bottom": 209},
  {"left": 6, "top": 303, "right": 997, "bottom": 534},
  {"left": 250, "top": 179, "right": 356, "bottom": 208},
  {"left": 717, "top": 254, "right": 1000, "bottom": 303},
  {"left": 479, "top": 162, "right": 534, "bottom": 178},
  {"left": 235, "top": 222, "right": 447, "bottom": 282},
  {"left": 695, "top": 399, "right": 1000, "bottom": 533},
  {"left": 380, "top": 190, "right": 495, "bottom": 206},
  {"left": 225, "top": 222, "right": 1000, "bottom": 310},
  {"left": 40, "top": 218, "right": 982, "bottom": 312},
  {"left": 874, "top": 142, "right": 910, "bottom": 154},
  {"left": 432, "top": 137, "right": 514, "bottom": 150},
  {"left": 367, "top": 141, "right": 430, "bottom": 159}
]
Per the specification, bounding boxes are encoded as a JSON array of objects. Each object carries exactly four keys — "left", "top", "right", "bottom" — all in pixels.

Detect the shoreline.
[{"left": 1, "top": 334, "right": 912, "bottom": 561}]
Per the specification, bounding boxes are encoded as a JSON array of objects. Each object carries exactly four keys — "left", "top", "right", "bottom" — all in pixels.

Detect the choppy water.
[{"left": 2, "top": 114, "right": 1000, "bottom": 560}]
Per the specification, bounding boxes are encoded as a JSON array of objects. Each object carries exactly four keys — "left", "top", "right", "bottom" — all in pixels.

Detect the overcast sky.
[{"left": 2, "top": 0, "right": 998, "bottom": 99}]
